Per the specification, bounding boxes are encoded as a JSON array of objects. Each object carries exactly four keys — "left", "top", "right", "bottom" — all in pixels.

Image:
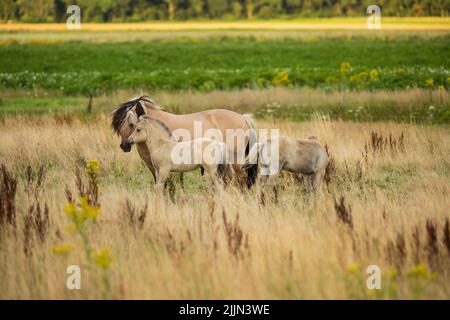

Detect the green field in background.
[
  {"left": 0, "top": 35, "right": 449, "bottom": 95},
  {"left": 0, "top": 29, "right": 448, "bottom": 123}
]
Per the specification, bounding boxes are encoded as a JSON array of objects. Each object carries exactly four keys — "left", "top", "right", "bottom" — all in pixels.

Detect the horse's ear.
[{"left": 136, "top": 101, "right": 147, "bottom": 117}]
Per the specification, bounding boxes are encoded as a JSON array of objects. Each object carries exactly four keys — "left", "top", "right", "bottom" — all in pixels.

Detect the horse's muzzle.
[{"left": 120, "top": 142, "right": 132, "bottom": 152}]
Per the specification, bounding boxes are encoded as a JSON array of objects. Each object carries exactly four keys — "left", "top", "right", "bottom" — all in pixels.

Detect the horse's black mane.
[
  {"left": 140, "top": 115, "right": 173, "bottom": 139},
  {"left": 111, "top": 95, "right": 157, "bottom": 134}
]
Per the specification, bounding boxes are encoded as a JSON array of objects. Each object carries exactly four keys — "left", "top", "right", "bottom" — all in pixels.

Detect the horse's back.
[
  {"left": 175, "top": 108, "right": 249, "bottom": 131},
  {"left": 272, "top": 136, "right": 327, "bottom": 174},
  {"left": 295, "top": 139, "right": 328, "bottom": 173}
]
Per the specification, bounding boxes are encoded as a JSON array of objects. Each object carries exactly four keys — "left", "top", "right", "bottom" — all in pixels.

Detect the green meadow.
[
  {"left": 1, "top": 36, "right": 449, "bottom": 93},
  {"left": 0, "top": 30, "right": 448, "bottom": 122}
]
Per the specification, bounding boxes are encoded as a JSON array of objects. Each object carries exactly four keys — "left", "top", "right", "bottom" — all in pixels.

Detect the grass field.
[
  {"left": 0, "top": 115, "right": 449, "bottom": 299},
  {"left": 0, "top": 20, "right": 449, "bottom": 299},
  {"left": 0, "top": 31, "right": 449, "bottom": 123},
  {"left": 1, "top": 88, "right": 449, "bottom": 124},
  {"left": 1, "top": 34, "right": 449, "bottom": 95}
]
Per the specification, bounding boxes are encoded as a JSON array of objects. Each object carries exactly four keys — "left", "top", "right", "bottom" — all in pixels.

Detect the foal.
[
  {"left": 125, "top": 116, "right": 231, "bottom": 198},
  {"left": 246, "top": 135, "right": 329, "bottom": 198}
]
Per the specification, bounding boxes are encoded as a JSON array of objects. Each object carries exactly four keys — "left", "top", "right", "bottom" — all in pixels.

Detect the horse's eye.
[
  {"left": 129, "top": 123, "right": 134, "bottom": 128},
  {"left": 136, "top": 129, "right": 141, "bottom": 133}
]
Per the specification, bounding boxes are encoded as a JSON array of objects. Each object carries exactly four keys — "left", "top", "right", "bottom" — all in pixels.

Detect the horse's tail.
[
  {"left": 215, "top": 142, "right": 233, "bottom": 184},
  {"left": 244, "top": 142, "right": 260, "bottom": 166},
  {"left": 243, "top": 113, "right": 256, "bottom": 131},
  {"left": 243, "top": 113, "right": 258, "bottom": 188}
]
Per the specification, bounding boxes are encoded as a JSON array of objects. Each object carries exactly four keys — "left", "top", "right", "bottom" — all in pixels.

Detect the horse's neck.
[
  {"left": 146, "top": 127, "right": 175, "bottom": 151},
  {"left": 136, "top": 143, "right": 152, "bottom": 162},
  {"left": 146, "top": 108, "right": 176, "bottom": 126},
  {"left": 147, "top": 107, "right": 171, "bottom": 118}
]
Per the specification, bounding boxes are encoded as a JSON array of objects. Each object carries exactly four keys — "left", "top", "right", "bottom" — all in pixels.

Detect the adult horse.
[{"left": 111, "top": 95, "right": 257, "bottom": 187}]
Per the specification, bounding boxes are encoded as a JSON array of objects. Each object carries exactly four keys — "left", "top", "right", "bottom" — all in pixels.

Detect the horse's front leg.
[
  {"left": 179, "top": 173, "right": 185, "bottom": 191},
  {"left": 258, "top": 165, "right": 278, "bottom": 205},
  {"left": 232, "top": 164, "right": 247, "bottom": 189},
  {"left": 146, "top": 163, "right": 156, "bottom": 183},
  {"left": 257, "top": 173, "right": 269, "bottom": 205},
  {"left": 202, "top": 165, "right": 218, "bottom": 191},
  {"left": 154, "top": 167, "right": 170, "bottom": 214}
]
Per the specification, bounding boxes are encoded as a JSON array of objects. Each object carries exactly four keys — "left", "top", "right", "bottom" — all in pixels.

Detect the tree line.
[{"left": 1, "top": 0, "right": 448, "bottom": 22}]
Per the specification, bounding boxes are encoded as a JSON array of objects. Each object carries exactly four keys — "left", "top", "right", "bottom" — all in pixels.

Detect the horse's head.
[
  {"left": 112, "top": 97, "right": 149, "bottom": 152},
  {"left": 118, "top": 109, "right": 138, "bottom": 152},
  {"left": 124, "top": 116, "right": 150, "bottom": 149}
]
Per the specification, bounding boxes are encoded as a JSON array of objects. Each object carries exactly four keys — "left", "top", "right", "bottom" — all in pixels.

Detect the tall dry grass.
[
  {"left": 0, "top": 114, "right": 449, "bottom": 299},
  {"left": 1, "top": 87, "right": 445, "bottom": 115}
]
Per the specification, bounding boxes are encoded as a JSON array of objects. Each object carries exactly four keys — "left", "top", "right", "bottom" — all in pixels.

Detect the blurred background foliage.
[{"left": 0, "top": 0, "right": 449, "bottom": 22}]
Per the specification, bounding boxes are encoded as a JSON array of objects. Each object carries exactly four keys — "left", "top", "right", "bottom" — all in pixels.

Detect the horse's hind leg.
[
  {"left": 304, "top": 174, "right": 313, "bottom": 193},
  {"left": 257, "top": 169, "right": 278, "bottom": 205},
  {"left": 305, "top": 170, "right": 324, "bottom": 194},
  {"left": 266, "top": 174, "right": 279, "bottom": 203},
  {"left": 313, "top": 169, "right": 326, "bottom": 194},
  {"left": 256, "top": 174, "right": 267, "bottom": 205}
]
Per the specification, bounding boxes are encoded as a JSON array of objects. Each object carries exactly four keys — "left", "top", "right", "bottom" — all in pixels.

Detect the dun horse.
[
  {"left": 245, "top": 136, "right": 329, "bottom": 198},
  {"left": 124, "top": 116, "right": 231, "bottom": 199},
  {"left": 112, "top": 96, "right": 257, "bottom": 187}
]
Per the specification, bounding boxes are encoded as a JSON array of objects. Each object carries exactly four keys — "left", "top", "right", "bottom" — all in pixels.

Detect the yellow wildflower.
[
  {"left": 64, "top": 196, "right": 99, "bottom": 227},
  {"left": 340, "top": 62, "right": 351, "bottom": 76},
  {"left": 71, "top": 208, "right": 87, "bottom": 224},
  {"left": 425, "top": 79, "right": 434, "bottom": 87},
  {"left": 65, "top": 202, "right": 86, "bottom": 224},
  {"left": 369, "top": 69, "right": 379, "bottom": 81},
  {"left": 79, "top": 195, "right": 100, "bottom": 219},
  {"left": 349, "top": 71, "right": 368, "bottom": 83},
  {"left": 272, "top": 71, "right": 292, "bottom": 86},
  {"left": 407, "top": 263, "right": 431, "bottom": 279},
  {"left": 51, "top": 243, "right": 74, "bottom": 257},
  {"left": 86, "top": 205, "right": 99, "bottom": 219},
  {"left": 347, "top": 263, "right": 361, "bottom": 273},
  {"left": 85, "top": 160, "right": 100, "bottom": 174},
  {"left": 64, "top": 202, "right": 76, "bottom": 219},
  {"left": 92, "top": 248, "right": 112, "bottom": 270}
]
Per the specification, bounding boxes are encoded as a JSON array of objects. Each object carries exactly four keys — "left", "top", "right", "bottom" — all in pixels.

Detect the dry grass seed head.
[
  {"left": 334, "top": 196, "right": 353, "bottom": 230},
  {"left": 0, "top": 164, "right": 18, "bottom": 227}
]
